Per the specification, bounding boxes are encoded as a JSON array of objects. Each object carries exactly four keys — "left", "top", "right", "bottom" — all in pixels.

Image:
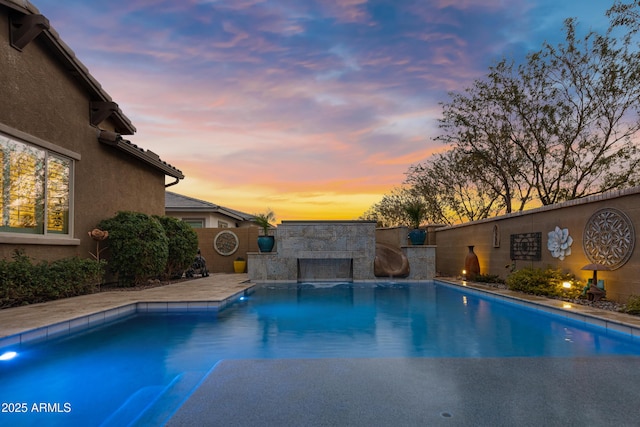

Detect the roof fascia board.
[{"left": 99, "top": 130, "right": 184, "bottom": 179}]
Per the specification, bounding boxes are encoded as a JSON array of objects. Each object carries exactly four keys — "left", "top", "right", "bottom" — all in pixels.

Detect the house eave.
[
  {"left": 98, "top": 130, "right": 184, "bottom": 179},
  {"left": 2, "top": 0, "right": 136, "bottom": 135}
]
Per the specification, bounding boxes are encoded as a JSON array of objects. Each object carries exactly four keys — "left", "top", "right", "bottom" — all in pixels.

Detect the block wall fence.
[{"left": 433, "top": 187, "right": 640, "bottom": 302}]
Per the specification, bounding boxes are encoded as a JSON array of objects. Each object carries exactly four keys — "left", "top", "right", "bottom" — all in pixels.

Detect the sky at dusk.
[{"left": 33, "top": 0, "right": 613, "bottom": 222}]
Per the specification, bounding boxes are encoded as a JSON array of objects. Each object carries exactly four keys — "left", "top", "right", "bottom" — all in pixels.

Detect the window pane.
[
  {"left": 0, "top": 134, "right": 72, "bottom": 237},
  {"left": 183, "top": 219, "right": 204, "bottom": 228},
  {"left": 4, "top": 140, "right": 45, "bottom": 233},
  {"left": 47, "top": 155, "right": 71, "bottom": 234}
]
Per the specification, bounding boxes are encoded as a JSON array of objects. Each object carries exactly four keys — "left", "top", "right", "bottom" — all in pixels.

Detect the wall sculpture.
[
  {"left": 583, "top": 208, "right": 635, "bottom": 270},
  {"left": 547, "top": 226, "right": 573, "bottom": 260}
]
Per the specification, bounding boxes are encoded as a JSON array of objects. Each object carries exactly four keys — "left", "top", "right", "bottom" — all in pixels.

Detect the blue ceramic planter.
[
  {"left": 257, "top": 235, "right": 275, "bottom": 252},
  {"left": 408, "top": 229, "right": 426, "bottom": 245}
]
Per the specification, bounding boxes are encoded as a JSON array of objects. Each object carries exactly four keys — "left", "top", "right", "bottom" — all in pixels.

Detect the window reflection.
[{"left": 0, "top": 134, "right": 71, "bottom": 235}]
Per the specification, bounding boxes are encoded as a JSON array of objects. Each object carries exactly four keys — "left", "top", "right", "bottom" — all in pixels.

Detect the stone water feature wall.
[
  {"left": 248, "top": 221, "right": 377, "bottom": 282},
  {"left": 248, "top": 221, "right": 437, "bottom": 282}
]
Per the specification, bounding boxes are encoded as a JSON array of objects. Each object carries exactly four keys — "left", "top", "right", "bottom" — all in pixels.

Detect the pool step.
[
  {"left": 130, "top": 371, "right": 207, "bottom": 426},
  {"left": 100, "top": 385, "right": 164, "bottom": 427}
]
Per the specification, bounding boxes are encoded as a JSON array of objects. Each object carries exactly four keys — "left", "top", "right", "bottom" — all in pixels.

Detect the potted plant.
[
  {"left": 253, "top": 209, "right": 276, "bottom": 253},
  {"left": 233, "top": 256, "right": 246, "bottom": 273},
  {"left": 404, "top": 200, "right": 427, "bottom": 245}
]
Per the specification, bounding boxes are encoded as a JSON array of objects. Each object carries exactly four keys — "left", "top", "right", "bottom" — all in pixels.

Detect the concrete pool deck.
[
  {"left": 2, "top": 276, "right": 640, "bottom": 426},
  {"left": 0, "top": 273, "right": 252, "bottom": 341}
]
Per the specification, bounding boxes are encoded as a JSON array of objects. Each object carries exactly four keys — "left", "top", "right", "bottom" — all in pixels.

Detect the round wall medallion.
[
  {"left": 582, "top": 208, "right": 635, "bottom": 270},
  {"left": 214, "top": 230, "right": 239, "bottom": 256}
]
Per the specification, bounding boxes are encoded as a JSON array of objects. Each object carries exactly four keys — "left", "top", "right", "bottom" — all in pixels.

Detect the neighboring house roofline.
[{"left": 165, "top": 191, "right": 254, "bottom": 222}]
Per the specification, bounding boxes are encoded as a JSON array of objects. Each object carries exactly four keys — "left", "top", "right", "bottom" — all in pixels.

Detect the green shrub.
[
  {"left": 474, "top": 273, "right": 505, "bottom": 284},
  {"left": 155, "top": 215, "right": 198, "bottom": 279},
  {"left": 625, "top": 295, "right": 640, "bottom": 315},
  {"left": 0, "top": 250, "right": 104, "bottom": 308},
  {"left": 98, "top": 211, "right": 169, "bottom": 286},
  {"left": 506, "top": 267, "right": 580, "bottom": 298}
]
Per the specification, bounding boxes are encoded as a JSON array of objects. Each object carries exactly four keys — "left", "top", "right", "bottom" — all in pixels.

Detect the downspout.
[{"left": 165, "top": 177, "right": 181, "bottom": 188}]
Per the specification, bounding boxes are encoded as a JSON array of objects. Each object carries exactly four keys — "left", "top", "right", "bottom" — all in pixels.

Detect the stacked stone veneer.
[{"left": 248, "top": 221, "right": 377, "bottom": 282}]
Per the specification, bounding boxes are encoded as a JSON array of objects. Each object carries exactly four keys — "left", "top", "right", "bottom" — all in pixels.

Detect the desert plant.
[
  {"left": 403, "top": 200, "right": 426, "bottom": 229},
  {"left": 253, "top": 209, "right": 275, "bottom": 236},
  {"left": 506, "top": 267, "right": 580, "bottom": 298},
  {"left": 155, "top": 216, "right": 198, "bottom": 279},
  {"left": 474, "top": 273, "right": 506, "bottom": 284},
  {"left": 98, "top": 211, "right": 169, "bottom": 286},
  {"left": 625, "top": 295, "right": 640, "bottom": 315}
]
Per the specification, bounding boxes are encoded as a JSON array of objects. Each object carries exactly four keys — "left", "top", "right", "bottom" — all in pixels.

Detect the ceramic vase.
[{"left": 464, "top": 245, "right": 480, "bottom": 280}]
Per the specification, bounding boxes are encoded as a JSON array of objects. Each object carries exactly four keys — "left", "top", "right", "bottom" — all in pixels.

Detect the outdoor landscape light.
[
  {"left": 562, "top": 281, "right": 572, "bottom": 289},
  {"left": 0, "top": 351, "right": 17, "bottom": 361}
]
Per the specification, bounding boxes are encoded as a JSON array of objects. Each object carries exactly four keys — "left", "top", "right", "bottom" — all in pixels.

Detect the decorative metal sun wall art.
[
  {"left": 583, "top": 208, "right": 635, "bottom": 270},
  {"left": 510, "top": 232, "right": 542, "bottom": 261}
]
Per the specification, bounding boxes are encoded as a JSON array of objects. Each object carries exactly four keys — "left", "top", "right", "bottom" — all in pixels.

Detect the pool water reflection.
[{"left": 1, "top": 281, "right": 638, "bottom": 426}]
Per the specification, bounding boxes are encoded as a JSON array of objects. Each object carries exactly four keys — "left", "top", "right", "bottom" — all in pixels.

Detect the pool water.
[{"left": 1, "top": 281, "right": 639, "bottom": 426}]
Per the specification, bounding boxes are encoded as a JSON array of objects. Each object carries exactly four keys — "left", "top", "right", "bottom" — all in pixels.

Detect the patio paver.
[{"left": 0, "top": 273, "right": 251, "bottom": 340}]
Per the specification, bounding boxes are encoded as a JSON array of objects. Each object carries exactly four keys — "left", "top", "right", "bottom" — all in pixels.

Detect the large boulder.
[{"left": 374, "top": 243, "right": 410, "bottom": 278}]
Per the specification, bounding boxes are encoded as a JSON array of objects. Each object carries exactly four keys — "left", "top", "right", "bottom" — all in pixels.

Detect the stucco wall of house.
[
  {"left": 0, "top": 7, "right": 166, "bottom": 262},
  {"left": 434, "top": 188, "right": 640, "bottom": 302}
]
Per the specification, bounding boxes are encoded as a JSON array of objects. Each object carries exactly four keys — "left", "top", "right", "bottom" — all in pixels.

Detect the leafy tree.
[
  {"left": 406, "top": 149, "right": 505, "bottom": 223},
  {"left": 437, "top": 18, "right": 640, "bottom": 210},
  {"left": 360, "top": 186, "right": 419, "bottom": 227},
  {"left": 607, "top": 1, "right": 640, "bottom": 36},
  {"left": 365, "top": 10, "right": 640, "bottom": 224}
]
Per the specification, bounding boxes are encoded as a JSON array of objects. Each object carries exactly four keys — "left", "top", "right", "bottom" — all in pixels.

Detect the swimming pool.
[{"left": 1, "top": 281, "right": 639, "bottom": 426}]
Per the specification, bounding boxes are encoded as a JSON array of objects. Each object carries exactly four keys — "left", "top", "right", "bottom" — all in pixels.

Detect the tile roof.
[
  {"left": 2, "top": 0, "right": 184, "bottom": 182},
  {"left": 165, "top": 191, "right": 254, "bottom": 221},
  {"left": 2, "top": 0, "right": 135, "bottom": 135}
]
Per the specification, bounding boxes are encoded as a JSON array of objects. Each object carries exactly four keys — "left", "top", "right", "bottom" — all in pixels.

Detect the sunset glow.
[{"left": 34, "top": 0, "right": 610, "bottom": 223}]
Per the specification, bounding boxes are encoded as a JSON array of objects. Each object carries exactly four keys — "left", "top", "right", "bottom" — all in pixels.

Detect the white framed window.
[
  {"left": 0, "top": 133, "right": 73, "bottom": 236},
  {"left": 218, "top": 221, "right": 229, "bottom": 228},
  {"left": 183, "top": 218, "right": 204, "bottom": 228}
]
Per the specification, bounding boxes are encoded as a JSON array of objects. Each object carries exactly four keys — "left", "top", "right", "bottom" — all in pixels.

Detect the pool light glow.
[{"left": 0, "top": 351, "right": 17, "bottom": 361}]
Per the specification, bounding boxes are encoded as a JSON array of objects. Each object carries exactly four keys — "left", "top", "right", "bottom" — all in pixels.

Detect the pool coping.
[
  {"left": 0, "top": 287, "right": 254, "bottom": 350},
  {"left": 437, "top": 278, "right": 640, "bottom": 340}
]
